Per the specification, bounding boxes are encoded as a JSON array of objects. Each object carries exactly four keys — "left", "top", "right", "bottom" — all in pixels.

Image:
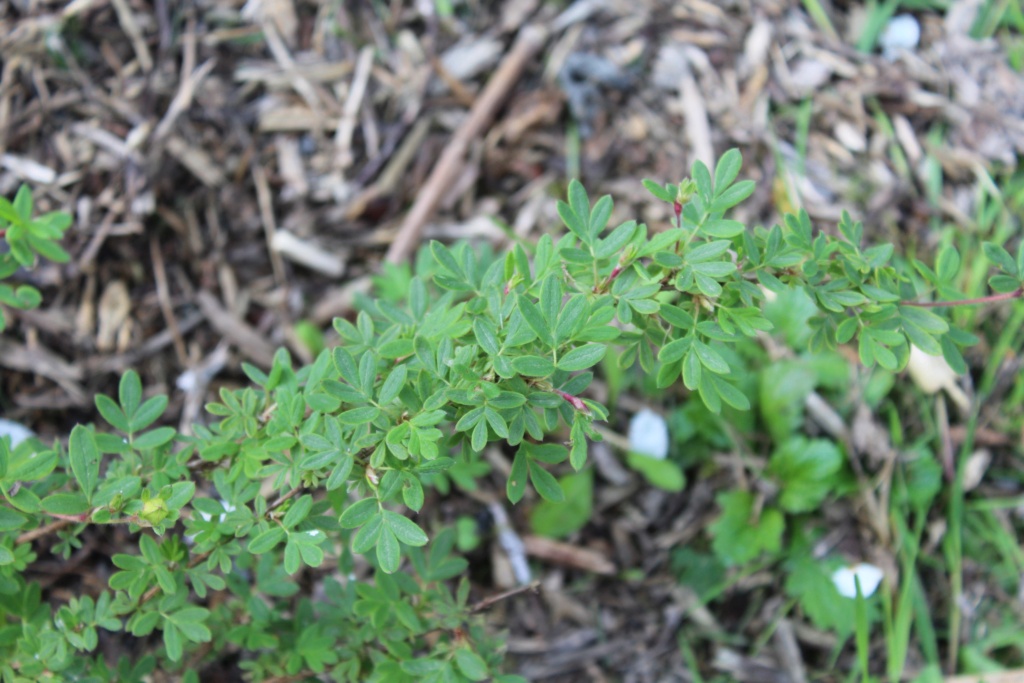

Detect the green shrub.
[{"left": 0, "top": 150, "right": 1021, "bottom": 681}]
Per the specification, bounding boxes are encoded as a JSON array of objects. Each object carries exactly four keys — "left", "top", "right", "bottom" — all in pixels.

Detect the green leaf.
[
  {"left": 454, "top": 648, "right": 489, "bottom": 681},
  {"left": 507, "top": 448, "right": 528, "bottom": 504},
  {"left": 658, "top": 337, "right": 690, "bottom": 364},
  {"left": 511, "top": 355, "right": 554, "bottom": 377},
  {"left": 166, "top": 607, "right": 212, "bottom": 645},
  {"left": 625, "top": 452, "right": 685, "bottom": 492},
  {"left": 760, "top": 360, "right": 816, "bottom": 442},
  {"left": 430, "top": 240, "right": 465, "bottom": 279},
  {"left": 95, "top": 394, "right": 130, "bottom": 433},
  {"left": 163, "top": 624, "right": 184, "bottom": 662},
  {"left": 709, "top": 180, "right": 755, "bottom": 213},
  {"left": 557, "top": 343, "right": 606, "bottom": 371},
  {"left": 709, "top": 490, "right": 784, "bottom": 565},
  {"left": 768, "top": 437, "right": 843, "bottom": 513},
  {"left": 352, "top": 513, "right": 383, "bottom": 553},
  {"left": 529, "top": 470, "right": 593, "bottom": 538},
  {"left": 69, "top": 425, "right": 101, "bottom": 502},
  {"left": 693, "top": 340, "right": 729, "bottom": 374},
  {"left": 692, "top": 160, "right": 712, "bottom": 201},
  {"left": 483, "top": 407, "right": 509, "bottom": 439},
  {"left": 41, "top": 492, "right": 89, "bottom": 516},
  {"left": 642, "top": 179, "right": 674, "bottom": 202},
  {"left": 686, "top": 240, "right": 731, "bottom": 263},
  {"left": 983, "top": 242, "right": 1018, "bottom": 277},
  {"left": 517, "top": 294, "right": 552, "bottom": 346},
  {"left": 471, "top": 419, "right": 488, "bottom": 451},
  {"left": 899, "top": 306, "right": 948, "bottom": 335},
  {"left": 378, "top": 364, "right": 407, "bottom": 405},
  {"left": 568, "top": 180, "right": 591, "bottom": 239},
  {"left": 119, "top": 370, "right": 143, "bottom": 417},
  {"left": 713, "top": 149, "right": 743, "bottom": 192},
  {"left": 473, "top": 318, "right": 500, "bottom": 356},
  {"left": 936, "top": 246, "right": 960, "bottom": 282},
  {"left": 340, "top": 499, "right": 379, "bottom": 528},
  {"left": 376, "top": 527, "right": 400, "bottom": 573},
  {"left": 248, "top": 527, "right": 286, "bottom": 554},
  {"left": 0, "top": 507, "right": 27, "bottom": 531},
  {"left": 528, "top": 461, "right": 564, "bottom": 502},
  {"left": 555, "top": 295, "right": 588, "bottom": 343},
  {"left": 132, "top": 427, "right": 176, "bottom": 451},
  {"left": 131, "top": 395, "right": 168, "bottom": 432},
  {"left": 282, "top": 494, "right": 313, "bottom": 529},
  {"left": 702, "top": 218, "right": 746, "bottom": 238},
  {"left": 338, "top": 406, "right": 380, "bottom": 425},
  {"left": 989, "top": 274, "right": 1021, "bottom": 293},
  {"left": 383, "top": 510, "right": 429, "bottom": 546}
]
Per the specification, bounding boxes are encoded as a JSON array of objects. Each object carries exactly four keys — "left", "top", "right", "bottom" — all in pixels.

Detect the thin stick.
[
  {"left": 150, "top": 236, "right": 188, "bottom": 366},
  {"left": 468, "top": 580, "right": 541, "bottom": 613},
  {"left": 900, "top": 288, "right": 1023, "bottom": 307},
  {"left": 384, "top": 25, "right": 549, "bottom": 265},
  {"left": 16, "top": 519, "right": 74, "bottom": 545}
]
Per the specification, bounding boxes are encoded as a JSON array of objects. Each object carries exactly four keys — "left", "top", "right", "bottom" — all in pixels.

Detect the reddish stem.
[{"left": 900, "top": 288, "right": 1024, "bottom": 308}]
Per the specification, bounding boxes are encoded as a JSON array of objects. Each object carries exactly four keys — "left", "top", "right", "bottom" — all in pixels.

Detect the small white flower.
[
  {"left": 628, "top": 409, "right": 669, "bottom": 460},
  {"left": 832, "top": 562, "right": 884, "bottom": 598}
]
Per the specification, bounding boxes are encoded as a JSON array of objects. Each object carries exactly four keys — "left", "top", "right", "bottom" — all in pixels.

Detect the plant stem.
[{"left": 900, "top": 288, "right": 1024, "bottom": 308}]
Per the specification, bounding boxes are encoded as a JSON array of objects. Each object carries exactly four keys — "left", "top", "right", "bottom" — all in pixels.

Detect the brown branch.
[
  {"left": 900, "top": 288, "right": 1024, "bottom": 308},
  {"left": 16, "top": 518, "right": 75, "bottom": 545},
  {"left": 268, "top": 485, "right": 302, "bottom": 512},
  {"left": 383, "top": 24, "right": 549, "bottom": 265},
  {"left": 468, "top": 580, "right": 541, "bottom": 613}
]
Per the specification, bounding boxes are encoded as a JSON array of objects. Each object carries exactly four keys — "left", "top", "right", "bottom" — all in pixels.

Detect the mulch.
[{"left": 1, "top": 0, "right": 1021, "bottom": 680}]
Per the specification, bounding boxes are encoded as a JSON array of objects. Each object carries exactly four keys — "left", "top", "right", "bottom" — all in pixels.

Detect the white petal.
[
  {"left": 0, "top": 419, "right": 35, "bottom": 448},
  {"left": 628, "top": 409, "right": 670, "bottom": 460},
  {"left": 880, "top": 14, "right": 921, "bottom": 60},
  {"left": 832, "top": 562, "right": 884, "bottom": 598},
  {"left": 906, "top": 345, "right": 969, "bottom": 410}
]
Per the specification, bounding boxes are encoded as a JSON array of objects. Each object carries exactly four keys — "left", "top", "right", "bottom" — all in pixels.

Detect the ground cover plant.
[
  {"left": 3, "top": 1, "right": 1024, "bottom": 681},
  {"left": 2, "top": 144, "right": 1024, "bottom": 680}
]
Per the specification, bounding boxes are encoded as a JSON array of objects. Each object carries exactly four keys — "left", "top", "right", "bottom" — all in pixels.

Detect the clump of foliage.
[{"left": 1, "top": 150, "right": 1022, "bottom": 681}]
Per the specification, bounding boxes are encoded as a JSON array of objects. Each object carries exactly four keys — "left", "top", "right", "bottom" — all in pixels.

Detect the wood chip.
[
  {"left": 164, "top": 136, "right": 225, "bottom": 187},
  {"left": 96, "top": 279, "right": 131, "bottom": 352},
  {"left": 271, "top": 230, "right": 346, "bottom": 277},
  {"left": 523, "top": 535, "right": 616, "bottom": 575},
  {"left": 196, "top": 290, "right": 276, "bottom": 367}
]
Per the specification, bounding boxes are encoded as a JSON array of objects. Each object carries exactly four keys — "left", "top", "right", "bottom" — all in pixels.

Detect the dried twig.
[{"left": 384, "top": 24, "right": 549, "bottom": 265}]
